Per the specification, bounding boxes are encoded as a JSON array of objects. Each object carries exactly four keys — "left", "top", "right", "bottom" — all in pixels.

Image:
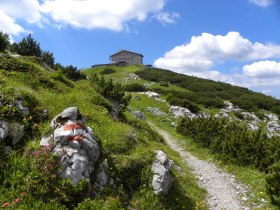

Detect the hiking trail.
[{"left": 149, "top": 122, "right": 253, "bottom": 210}]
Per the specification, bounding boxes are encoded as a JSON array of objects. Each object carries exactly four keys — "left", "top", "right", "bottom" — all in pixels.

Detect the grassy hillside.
[
  {"left": 0, "top": 55, "right": 207, "bottom": 209},
  {"left": 84, "top": 65, "right": 280, "bottom": 209}
]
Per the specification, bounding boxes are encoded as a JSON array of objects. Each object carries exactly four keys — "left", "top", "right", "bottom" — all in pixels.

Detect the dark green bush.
[
  {"left": 160, "top": 82, "right": 169, "bottom": 87},
  {"left": 124, "top": 83, "right": 146, "bottom": 92},
  {"left": 233, "top": 111, "right": 244, "bottom": 119},
  {"left": 177, "top": 116, "right": 280, "bottom": 207},
  {"left": 0, "top": 31, "right": 10, "bottom": 52},
  {"left": 266, "top": 161, "right": 280, "bottom": 206},
  {"left": 136, "top": 68, "right": 280, "bottom": 113},
  {"left": 167, "top": 97, "right": 201, "bottom": 113},
  {"left": 100, "top": 68, "right": 116, "bottom": 75}
]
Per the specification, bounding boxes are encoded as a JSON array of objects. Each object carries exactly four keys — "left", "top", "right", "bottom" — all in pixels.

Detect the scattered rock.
[
  {"left": 265, "top": 113, "right": 280, "bottom": 137},
  {"left": 147, "top": 107, "right": 166, "bottom": 116},
  {"left": 142, "top": 91, "right": 160, "bottom": 99},
  {"left": 8, "top": 123, "right": 25, "bottom": 145},
  {"left": 123, "top": 73, "right": 140, "bottom": 82},
  {"left": 41, "top": 107, "right": 100, "bottom": 185},
  {"left": 94, "top": 159, "right": 114, "bottom": 193},
  {"left": 221, "top": 101, "right": 240, "bottom": 112},
  {"left": 247, "top": 123, "right": 259, "bottom": 131},
  {"left": 16, "top": 98, "right": 29, "bottom": 116},
  {"left": 152, "top": 150, "right": 172, "bottom": 195},
  {"left": 0, "top": 121, "right": 9, "bottom": 141},
  {"left": 132, "top": 111, "right": 146, "bottom": 120},
  {"left": 241, "top": 112, "right": 260, "bottom": 123},
  {"left": 170, "top": 122, "right": 177, "bottom": 127},
  {"left": 214, "top": 111, "right": 234, "bottom": 122},
  {"left": 170, "top": 106, "right": 196, "bottom": 119}
]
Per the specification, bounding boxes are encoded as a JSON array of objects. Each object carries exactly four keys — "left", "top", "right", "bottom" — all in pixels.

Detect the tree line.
[{"left": 0, "top": 31, "right": 85, "bottom": 81}]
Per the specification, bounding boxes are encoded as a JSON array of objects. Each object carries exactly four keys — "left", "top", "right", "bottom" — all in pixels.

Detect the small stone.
[{"left": 241, "top": 196, "right": 248, "bottom": 201}]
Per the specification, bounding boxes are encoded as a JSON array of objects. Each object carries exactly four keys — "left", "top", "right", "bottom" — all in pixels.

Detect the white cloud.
[
  {"left": 0, "top": 0, "right": 42, "bottom": 25},
  {"left": 243, "top": 60, "right": 280, "bottom": 78},
  {"left": 0, "top": 10, "right": 26, "bottom": 36},
  {"left": 154, "top": 32, "right": 280, "bottom": 98},
  {"left": 249, "top": 0, "right": 275, "bottom": 7},
  {"left": 0, "top": 0, "right": 176, "bottom": 34},
  {"left": 154, "top": 11, "right": 179, "bottom": 25},
  {"left": 154, "top": 32, "right": 280, "bottom": 74},
  {"left": 40, "top": 0, "right": 168, "bottom": 31}
]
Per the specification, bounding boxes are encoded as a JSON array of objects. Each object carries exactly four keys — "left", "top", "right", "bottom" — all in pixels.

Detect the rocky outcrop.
[
  {"left": 147, "top": 107, "right": 166, "bottom": 116},
  {"left": 0, "top": 121, "right": 9, "bottom": 141},
  {"left": 265, "top": 113, "right": 280, "bottom": 137},
  {"left": 241, "top": 112, "right": 260, "bottom": 131},
  {"left": 170, "top": 106, "right": 196, "bottom": 119},
  {"left": 123, "top": 73, "right": 140, "bottom": 82},
  {"left": 16, "top": 98, "right": 29, "bottom": 116},
  {"left": 221, "top": 101, "right": 240, "bottom": 113},
  {"left": 151, "top": 150, "right": 172, "bottom": 195},
  {"left": 132, "top": 111, "right": 146, "bottom": 120},
  {"left": 0, "top": 121, "right": 25, "bottom": 146},
  {"left": 142, "top": 91, "right": 160, "bottom": 99},
  {"left": 40, "top": 107, "right": 100, "bottom": 185}
]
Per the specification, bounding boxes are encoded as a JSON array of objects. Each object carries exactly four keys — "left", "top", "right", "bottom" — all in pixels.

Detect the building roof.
[{"left": 110, "top": 50, "right": 143, "bottom": 58}]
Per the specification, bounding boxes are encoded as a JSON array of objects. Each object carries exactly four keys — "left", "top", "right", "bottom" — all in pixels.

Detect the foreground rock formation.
[
  {"left": 151, "top": 150, "right": 172, "bottom": 195},
  {"left": 40, "top": 107, "right": 100, "bottom": 185}
]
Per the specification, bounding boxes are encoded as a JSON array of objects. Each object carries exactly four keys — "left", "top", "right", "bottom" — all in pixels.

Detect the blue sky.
[{"left": 1, "top": 0, "right": 280, "bottom": 99}]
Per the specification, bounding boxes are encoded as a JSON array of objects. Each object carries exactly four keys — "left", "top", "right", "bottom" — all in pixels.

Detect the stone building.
[{"left": 110, "top": 50, "right": 143, "bottom": 66}]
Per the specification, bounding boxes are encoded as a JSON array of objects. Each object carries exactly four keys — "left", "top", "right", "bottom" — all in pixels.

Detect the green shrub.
[
  {"left": 0, "top": 54, "right": 37, "bottom": 72},
  {"left": 124, "top": 83, "right": 146, "bottom": 92},
  {"left": 100, "top": 68, "right": 116, "bottom": 75},
  {"left": 1, "top": 147, "right": 90, "bottom": 209},
  {"left": 75, "top": 197, "right": 123, "bottom": 209},
  {"left": 159, "top": 82, "right": 169, "bottom": 87},
  {"left": 167, "top": 97, "right": 201, "bottom": 113},
  {"left": 266, "top": 161, "right": 280, "bottom": 206},
  {"left": 0, "top": 31, "right": 10, "bottom": 52},
  {"left": 233, "top": 111, "right": 244, "bottom": 119}
]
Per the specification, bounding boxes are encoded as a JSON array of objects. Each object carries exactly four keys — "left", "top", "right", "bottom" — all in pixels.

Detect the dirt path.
[{"left": 149, "top": 122, "right": 251, "bottom": 210}]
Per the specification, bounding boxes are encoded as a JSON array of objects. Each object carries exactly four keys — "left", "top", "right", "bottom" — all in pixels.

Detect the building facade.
[{"left": 110, "top": 50, "right": 143, "bottom": 65}]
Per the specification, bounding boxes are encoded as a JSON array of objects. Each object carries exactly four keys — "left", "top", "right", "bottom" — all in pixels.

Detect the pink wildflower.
[
  {"left": 13, "top": 198, "right": 20, "bottom": 205},
  {"left": 1, "top": 202, "right": 9, "bottom": 207}
]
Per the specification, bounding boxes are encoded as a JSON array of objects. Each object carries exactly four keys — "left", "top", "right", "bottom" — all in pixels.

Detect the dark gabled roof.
[{"left": 110, "top": 50, "right": 143, "bottom": 57}]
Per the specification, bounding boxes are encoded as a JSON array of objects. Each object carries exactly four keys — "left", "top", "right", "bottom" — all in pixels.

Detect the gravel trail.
[{"left": 149, "top": 122, "right": 251, "bottom": 210}]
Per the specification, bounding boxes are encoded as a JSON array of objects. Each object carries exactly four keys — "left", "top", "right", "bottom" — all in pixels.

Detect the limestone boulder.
[
  {"left": 148, "top": 107, "right": 166, "bottom": 116},
  {"left": 132, "top": 111, "right": 146, "bottom": 120},
  {"left": 170, "top": 106, "right": 196, "bottom": 119},
  {"left": 152, "top": 150, "right": 172, "bottom": 195},
  {"left": 40, "top": 107, "right": 100, "bottom": 185}
]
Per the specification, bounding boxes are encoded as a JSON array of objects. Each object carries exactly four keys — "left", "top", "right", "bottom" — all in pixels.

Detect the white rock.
[
  {"left": 0, "top": 121, "right": 9, "bottom": 141},
  {"left": 152, "top": 150, "right": 172, "bottom": 195},
  {"left": 41, "top": 107, "right": 100, "bottom": 185},
  {"left": 170, "top": 106, "right": 196, "bottom": 119},
  {"left": 132, "top": 111, "right": 146, "bottom": 120},
  {"left": 143, "top": 91, "right": 160, "bottom": 99},
  {"left": 16, "top": 99, "right": 29, "bottom": 116},
  {"left": 147, "top": 107, "right": 166, "bottom": 116}
]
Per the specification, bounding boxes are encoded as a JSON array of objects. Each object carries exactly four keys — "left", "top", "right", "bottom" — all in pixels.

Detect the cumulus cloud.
[
  {"left": 154, "top": 32, "right": 280, "bottom": 74},
  {"left": 41, "top": 0, "right": 169, "bottom": 30},
  {"left": 243, "top": 60, "right": 280, "bottom": 78},
  {"left": 0, "top": 0, "right": 42, "bottom": 25},
  {"left": 0, "top": 10, "right": 26, "bottom": 36},
  {"left": 249, "top": 0, "right": 275, "bottom": 7},
  {"left": 154, "top": 32, "right": 280, "bottom": 95},
  {"left": 0, "top": 0, "right": 176, "bottom": 34}
]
